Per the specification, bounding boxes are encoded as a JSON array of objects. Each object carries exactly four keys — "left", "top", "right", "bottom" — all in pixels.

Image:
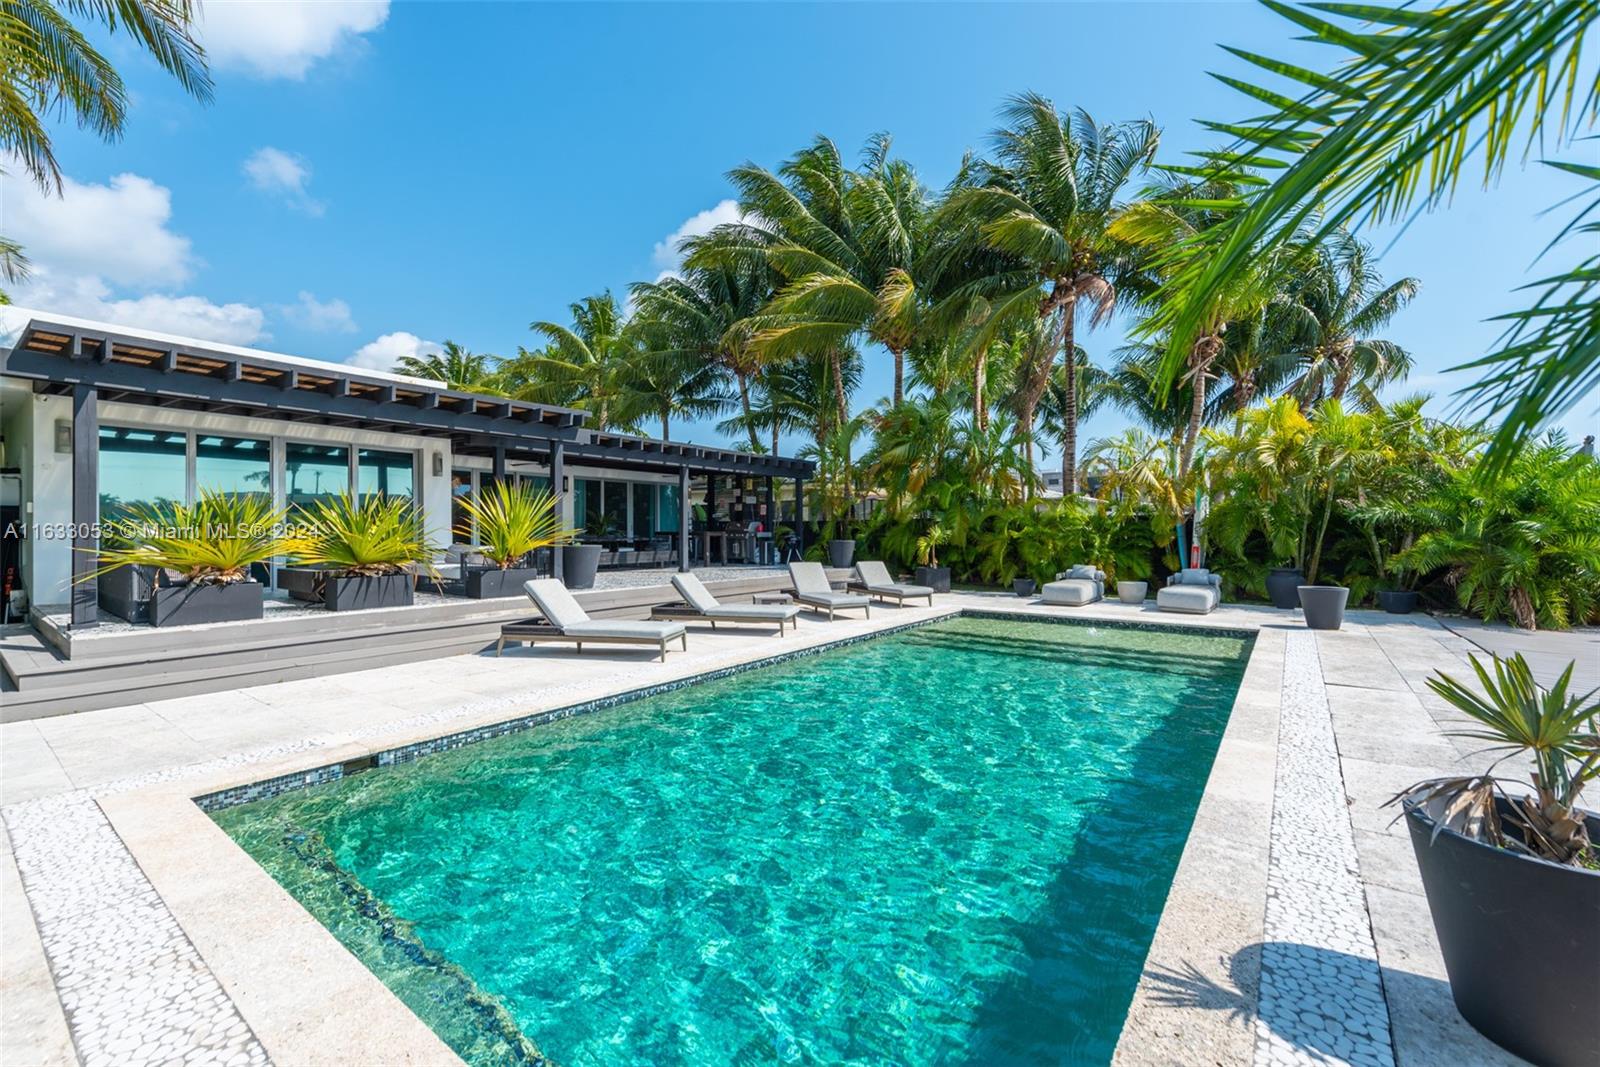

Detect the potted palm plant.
[
  {"left": 283, "top": 493, "right": 437, "bottom": 610},
  {"left": 913, "top": 524, "right": 952, "bottom": 593},
  {"left": 456, "top": 482, "right": 578, "bottom": 597},
  {"left": 1396, "top": 654, "right": 1598, "bottom": 1067},
  {"left": 88, "top": 491, "right": 291, "bottom": 627}
]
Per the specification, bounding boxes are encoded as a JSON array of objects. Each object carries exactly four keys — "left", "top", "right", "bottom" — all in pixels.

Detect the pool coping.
[{"left": 98, "top": 605, "right": 1277, "bottom": 1066}]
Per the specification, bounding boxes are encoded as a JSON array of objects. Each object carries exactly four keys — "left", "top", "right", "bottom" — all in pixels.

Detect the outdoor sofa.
[
  {"left": 497, "top": 578, "right": 688, "bottom": 661},
  {"left": 1156, "top": 568, "right": 1223, "bottom": 615},
  {"left": 651, "top": 572, "right": 802, "bottom": 635},
  {"left": 849, "top": 561, "right": 936, "bottom": 606},
  {"left": 1041, "top": 565, "right": 1105, "bottom": 606},
  {"left": 788, "top": 561, "right": 872, "bottom": 620}
]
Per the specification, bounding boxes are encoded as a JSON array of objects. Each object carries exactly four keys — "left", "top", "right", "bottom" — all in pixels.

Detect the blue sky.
[{"left": 6, "top": 1, "right": 1594, "bottom": 453}]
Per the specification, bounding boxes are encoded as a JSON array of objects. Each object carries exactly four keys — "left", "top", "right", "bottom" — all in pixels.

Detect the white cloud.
[
  {"left": 651, "top": 199, "right": 745, "bottom": 276},
  {"left": 282, "top": 291, "right": 355, "bottom": 333},
  {"left": 13, "top": 269, "right": 266, "bottom": 344},
  {"left": 349, "top": 331, "right": 441, "bottom": 371},
  {"left": 198, "top": 1, "right": 390, "bottom": 80},
  {"left": 0, "top": 169, "right": 193, "bottom": 287},
  {"left": 243, "top": 147, "right": 323, "bottom": 215}
]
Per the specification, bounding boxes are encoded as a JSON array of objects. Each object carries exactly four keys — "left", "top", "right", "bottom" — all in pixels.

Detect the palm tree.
[
  {"left": 1276, "top": 231, "right": 1419, "bottom": 408},
  {"left": 939, "top": 94, "right": 1160, "bottom": 493},
  {"left": 1038, "top": 344, "right": 1114, "bottom": 495},
  {"left": 622, "top": 345, "right": 729, "bottom": 441},
  {"left": 630, "top": 259, "right": 774, "bottom": 449},
  {"left": 393, "top": 341, "right": 502, "bottom": 392},
  {"left": 1155, "top": 2, "right": 1597, "bottom": 465},
  {"left": 505, "top": 293, "right": 645, "bottom": 432},
  {"left": 691, "top": 135, "right": 932, "bottom": 407}
]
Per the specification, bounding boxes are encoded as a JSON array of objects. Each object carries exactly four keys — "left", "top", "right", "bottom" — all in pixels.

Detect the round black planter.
[
  {"left": 828, "top": 539, "right": 856, "bottom": 568},
  {"left": 1013, "top": 578, "right": 1037, "bottom": 597},
  {"left": 1377, "top": 589, "right": 1419, "bottom": 614},
  {"left": 1297, "top": 584, "right": 1348, "bottom": 630},
  {"left": 1265, "top": 567, "right": 1305, "bottom": 609},
  {"left": 914, "top": 566, "right": 952, "bottom": 594},
  {"left": 561, "top": 544, "right": 602, "bottom": 590},
  {"left": 1404, "top": 796, "right": 1600, "bottom": 1066}
]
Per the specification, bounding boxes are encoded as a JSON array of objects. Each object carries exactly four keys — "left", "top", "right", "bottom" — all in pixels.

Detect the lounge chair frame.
[{"left": 496, "top": 621, "right": 687, "bottom": 662}]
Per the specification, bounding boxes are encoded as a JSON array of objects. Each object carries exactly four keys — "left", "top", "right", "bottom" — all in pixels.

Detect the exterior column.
[
  {"left": 71, "top": 385, "right": 99, "bottom": 629},
  {"left": 678, "top": 465, "right": 691, "bottom": 573},
  {"left": 764, "top": 476, "right": 776, "bottom": 565},
  {"left": 793, "top": 476, "right": 806, "bottom": 558},
  {"left": 492, "top": 442, "right": 506, "bottom": 483},
  {"left": 550, "top": 441, "right": 565, "bottom": 581}
]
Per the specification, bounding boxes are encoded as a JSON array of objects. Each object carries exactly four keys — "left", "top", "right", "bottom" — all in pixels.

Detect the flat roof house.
[{"left": 0, "top": 309, "right": 812, "bottom": 680}]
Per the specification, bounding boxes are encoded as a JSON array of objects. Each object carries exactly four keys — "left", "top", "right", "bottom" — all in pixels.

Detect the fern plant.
[
  {"left": 90, "top": 491, "right": 292, "bottom": 585},
  {"left": 293, "top": 493, "right": 438, "bottom": 577},
  {"left": 454, "top": 481, "right": 577, "bottom": 569}
]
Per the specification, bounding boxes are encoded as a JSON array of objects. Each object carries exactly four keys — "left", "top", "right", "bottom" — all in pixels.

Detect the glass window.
[
  {"left": 577, "top": 478, "right": 602, "bottom": 537},
  {"left": 521, "top": 474, "right": 552, "bottom": 496},
  {"left": 451, "top": 469, "right": 475, "bottom": 544},
  {"left": 284, "top": 442, "right": 349, "bottom": 512},
  {"left": 98, "top": 426, "right": 187, "bottom": 520},
  {"left": 656, "top": 483, "right": 679, "bottom": 534},
  {"left": 632, "top": 482, "right": 654, "bottom": 539},
  {"left": 602, "top": 481, "right": 628, "bottom": 539},
  {"left": 358, "top": 448, "right": 414, "bottom": 501},
  {"left": 195, "top": 435, "right": 270, "bottom": 498}
]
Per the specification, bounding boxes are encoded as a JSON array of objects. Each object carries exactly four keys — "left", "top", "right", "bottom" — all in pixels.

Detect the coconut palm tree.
[
  {"left": 630, "top": 259, "right": 774, "bottom": 449},
  {"left": 939, "top": 94, "right": 1160, "bottom": 493},
  {"left": 1038, "top": 343, "right": 1114, "bottom": 496},
  {"left": 620, "top": 345, "right": 729, "bottom": 441},
  {"left": 1277, "top": 231, "right": 1419, "bottom": 408},
  {"left": 393, "top": 341, "right": 502, "bottom": 393},
  {"left": 691, "top": 135, "right": 932, "bottom": 407},
  {"left": 505, "top": 293, "right": 645, "bottom": 432}
]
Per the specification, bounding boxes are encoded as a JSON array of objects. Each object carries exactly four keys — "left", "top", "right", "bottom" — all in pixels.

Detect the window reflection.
[
  {"left": 284, "top": 442, "right": 349, "bottom": 512},
  {"left": 98, "top": 427, "right": 186, "bottom": 521},
  {"left": 357, "top": 449, "right": 414, "bottom": 502},
  {"left": 195, "top": 435, "right": 270, "bottom": 498}
]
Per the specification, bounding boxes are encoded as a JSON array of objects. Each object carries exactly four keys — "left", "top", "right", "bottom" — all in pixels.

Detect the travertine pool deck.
[{"left": 1, "top": 593, "right": 1562, "bottom": 1066}]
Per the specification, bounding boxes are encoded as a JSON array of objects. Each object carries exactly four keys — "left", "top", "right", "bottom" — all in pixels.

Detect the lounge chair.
[
  {"left": 498, "top": 579, "right": 688, "bottom": 661},
  {"left": 1156, "top": 568, "right": 1223, "bottom": 615},
  {"left": 1041, "top": 565, "right": 1105, "bottom": 606},
  {"left": 787, "top": 561, "right": 871, "bottom": 620},
  {"left": 652, "top": 572, "right": 801, "bottom": 635},
  {"left": 850, "top": 561, "right": 935, "bottom": 606}
]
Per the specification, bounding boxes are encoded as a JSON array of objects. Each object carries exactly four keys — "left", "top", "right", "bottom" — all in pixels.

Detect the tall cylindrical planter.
[
  {"left": 828, "top": 539, "right": 856, "bottom": 568},
  {"left": 1404, "top": 797, "right": 1600, "bottom": 1067},
  {"left": 561, "top": 544, "right": 602, "bottom": 590},
  {"left": 1298, "top": 585, "right": 1348, "bottom": 630},
  {"left": 1266, "top": 567, "right": 1305, "bottom": 609}
]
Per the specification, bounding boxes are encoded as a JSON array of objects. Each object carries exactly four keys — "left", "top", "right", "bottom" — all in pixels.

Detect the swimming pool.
[{"left": 214, "top": 614, "right": 1251, "bottom": 1065}]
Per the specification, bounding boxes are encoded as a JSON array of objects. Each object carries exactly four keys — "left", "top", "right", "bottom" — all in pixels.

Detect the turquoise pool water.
[{"left": 215, "top": 615, "right": 1250, "bottom": 1066}]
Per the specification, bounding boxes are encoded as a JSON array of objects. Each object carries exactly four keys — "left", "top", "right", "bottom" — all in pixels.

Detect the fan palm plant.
[
  {"left": 1153, "top": 1, "right": 1598, "bottom": 467},
  {"left": 454, "top": 481, "right": 577, "bottom": 570},
  {"left": 90, "top": 491, "right": 292, "bottom": 585},
  {"left": 939, "top": 95, "right": 1160, "bottom": 492},
  {"left": 291, "top": 493, "right": 437, "bottom": 577}
]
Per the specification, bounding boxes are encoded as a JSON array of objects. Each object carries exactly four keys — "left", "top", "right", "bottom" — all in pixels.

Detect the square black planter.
[
  {"left": 278, "top": 568, "right": 413, "bottom": 611},
  {"left": 914, "top": 566, "right": 952, "bottom": 594},
  {"left": 464, "top": 566, "right": 540, "bottom": 599},
  {"left": 98, "top": 564, "right": 158, "bottom": 624},
  {"left": 148, "top": 580, "right": 263, "bottom": 627}
]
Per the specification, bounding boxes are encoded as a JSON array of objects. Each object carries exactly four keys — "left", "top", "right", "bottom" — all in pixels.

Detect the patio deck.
[{"left": 2, "top": 593, "right": 1577, "bottom": 1066}]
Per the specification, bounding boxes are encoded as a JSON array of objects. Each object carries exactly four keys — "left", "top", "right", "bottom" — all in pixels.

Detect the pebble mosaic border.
[
  {"left": 1252, "top": 631, "right": 1395, "bottom": 1067},
  {"left": 6, "top": 609, "right": 964, "bottom": 1067}
]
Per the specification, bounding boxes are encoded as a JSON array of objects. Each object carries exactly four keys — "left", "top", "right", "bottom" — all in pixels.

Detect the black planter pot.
[
  {"left": 562, "top": 544, "right": 602, "bottom": 590},
  {"left": 1404, "top": 796, "right": 1600, "bottom": 1066},
  {"left": 465, "top": 566, "right": 541, "bottom": 599},
  {"left": 828, "top": 539, "right": 856, "bottom": 568},
  {"left": 915, "top": 566, "right": 952, "bottom": 594},
  {"left": 1377, "top": 589, "right": 1419, "bottom": 614},
  {"left": 1298, "top": 585, "right": 1349, "bottom": 630},
  {"left": 148, "top": 580, "right": 263, "bottom": 627},
  {"left": 1013, "top": 578, "right": 1037, "bottom": 598},
  {"left": 98, "top": 564, "right": 157, "bottom": 623},
  {"left": 276, "top": 568, "right": 413, "bottom": 611},
  {"left": 1265, "top": 567, "right": 1305, "bottom": 609}
]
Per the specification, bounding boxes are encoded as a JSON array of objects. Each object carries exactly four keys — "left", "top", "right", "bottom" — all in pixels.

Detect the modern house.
[{"left": 0, "top": 308, "right": 813, "bottom": 715}]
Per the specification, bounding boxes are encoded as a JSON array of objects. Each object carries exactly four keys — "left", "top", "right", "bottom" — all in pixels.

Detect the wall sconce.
[
  {"left": 561, "top": 476, "right": 570, "bottom": 492},
  {"left": 54, "top": 419, "right": 72, "bottom": 454},
  {"left": 431, "top": 452, "right": 444, "bottom": 477}
]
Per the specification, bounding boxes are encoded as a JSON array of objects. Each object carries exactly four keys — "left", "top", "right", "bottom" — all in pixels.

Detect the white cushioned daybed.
[
  {"left": 1041, "top": 565, "right": 1105, "bottom": 606},
  {"left": 1156, "top": 568, "right": 1223, "bottom": 615}
]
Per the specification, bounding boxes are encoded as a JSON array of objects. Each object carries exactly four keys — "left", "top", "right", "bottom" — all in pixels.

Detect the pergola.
[{"left": 2, "top": 319, "right": 814, "bottom": 627}]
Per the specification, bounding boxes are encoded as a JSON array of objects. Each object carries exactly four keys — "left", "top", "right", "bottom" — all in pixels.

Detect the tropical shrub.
[
  {"left": 92, "top": 491, "right": 293, "bottom": 585},
  {"left": 455, "top": 481, "right": 577, "bottom": 569},
  {"left": 292, "top": 493, "right": 438, "bottom": 576}
]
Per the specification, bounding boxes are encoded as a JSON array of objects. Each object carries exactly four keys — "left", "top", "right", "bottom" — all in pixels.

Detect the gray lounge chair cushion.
[
  {"left": 1171, "top": 567, "right": 1221, "bottom": 588},
  {"left": 1156, "top": 584, "right": 1218, "bottom": 614},
  {"left": 696, "top": 603, "right": 801, "bottom": 621},
  {"left": 854, "top": 561, "right": 934, "bottom": 597},
  {"left": 789, "top": 561, "right": 871, "bottom": 608},
  {"left": 671, "top": 572, "right": 722, "bottom": 614},
  {"left": 1041, "top": 579, "right": 1100, "bottom": 606},
  {"left": 524, "top": 579, "right": 687, "bottom": 640}
]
